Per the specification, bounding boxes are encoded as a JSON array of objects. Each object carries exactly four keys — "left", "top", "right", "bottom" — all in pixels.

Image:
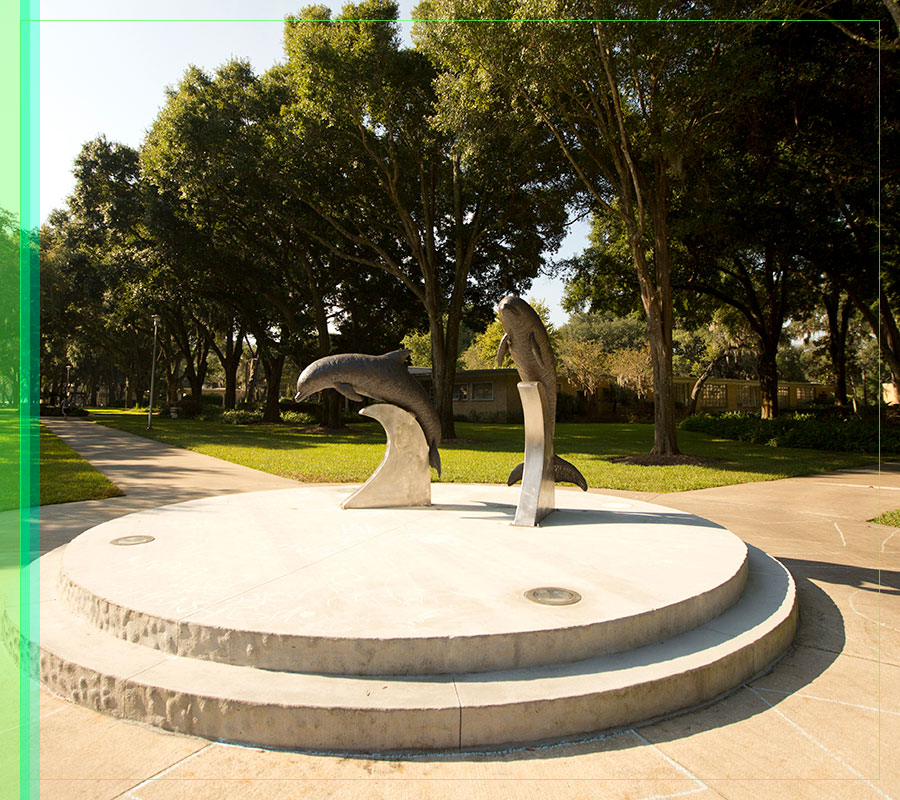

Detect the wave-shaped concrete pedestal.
[{"left": 5, "top": 484, "right": 797, "bottom": 752}]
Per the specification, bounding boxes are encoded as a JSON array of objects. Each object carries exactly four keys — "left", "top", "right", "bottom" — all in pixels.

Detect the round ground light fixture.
[
  {"left": 110, "top": 535, "right": 155, "bottom": 546},
  {"left": 525, "top": 587, "right": 582, "bottom": 605}
]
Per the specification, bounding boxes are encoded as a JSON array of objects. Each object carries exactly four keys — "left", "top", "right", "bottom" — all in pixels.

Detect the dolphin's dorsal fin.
[
  {"left": 382, "top": 349, "right": 411, "bottom": 363},
  {"left": 528, "top": 332, "right": 544, "bottom": 368},
  {"left": 334, "top": 382, "right": 366, "bottom": 402},
  {"left": 497, "top": 334, "right": 510, "bottom": 367}
]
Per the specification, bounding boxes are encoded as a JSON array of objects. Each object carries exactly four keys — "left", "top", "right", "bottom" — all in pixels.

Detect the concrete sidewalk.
[
  {"left": 37, "top": 417, "right": 298, "bottom": 556},
  {"left": 22, "top": 419, "right": 900, "bottom": 798}
]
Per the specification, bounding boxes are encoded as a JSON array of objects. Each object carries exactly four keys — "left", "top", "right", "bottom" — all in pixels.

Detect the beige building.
[{"left": 412, "top": 368, "right": 834, "bottom": 421}]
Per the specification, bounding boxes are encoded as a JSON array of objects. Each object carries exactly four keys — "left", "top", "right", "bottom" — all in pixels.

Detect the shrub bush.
[
  {"left": 221, "top": 409, "right": 265, "bottom": 425},
  {"left": 281, "top": 410, "right": 317, "bottom": 426},
  {"left": 279, "top": 398, "right": 320, "bottom": 414},
  {"left": 679, "top": 410, "right": 897, "bottom": 454}
]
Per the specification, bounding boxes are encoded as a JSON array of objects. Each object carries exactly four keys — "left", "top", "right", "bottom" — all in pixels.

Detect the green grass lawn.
[
  {"left": 875, "top": 508, "right": 900, "bottom": 527},
  {"left": 89, "top": 409, "right": 878, "bottom": 493},
  {"left": 39, "top": 424, "right": 124, "bottom": 506}
]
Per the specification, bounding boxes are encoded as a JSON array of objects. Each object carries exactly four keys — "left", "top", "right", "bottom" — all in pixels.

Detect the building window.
[
  {"left": 778, "top": 385, "right": 790, "bottom": 402},
  {"left": 471, "top": 382, "right": 494, "bottom": 401},
  {"left": 674, "top": 382, "right": 691, "bottom": 406},
  {"left": 738, "top": 384, "right": 760, "bottom": 408},
  {"left": 452, "top": 383, "right": 470, "bottom": 401},
  {"left": 797, "top": 386, "right": 816, "bottom": 405},
  {"left": 701, "top": 383, "right": 727, "bottom": 407}
]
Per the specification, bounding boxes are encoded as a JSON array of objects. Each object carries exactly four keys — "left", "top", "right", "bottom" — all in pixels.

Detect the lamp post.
[{"left": 147, "top": 315, "right": 160, "bottom": 430}]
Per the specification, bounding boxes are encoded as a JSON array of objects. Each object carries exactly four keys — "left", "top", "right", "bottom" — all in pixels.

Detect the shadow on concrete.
[
  {"left": 779, "top": 557, "right": 899, "bottom": 594},
  {"left": 545, "top": 509, "right": 726, "bottom": 529}
]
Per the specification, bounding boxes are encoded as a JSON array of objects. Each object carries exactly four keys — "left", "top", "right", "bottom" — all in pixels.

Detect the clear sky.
[{"left": 39, "top": 0, "right": 587, "bottom": 325}]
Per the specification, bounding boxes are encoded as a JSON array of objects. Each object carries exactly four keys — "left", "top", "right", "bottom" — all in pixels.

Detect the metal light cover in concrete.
[
  {"left": 525, "top": 587, "right": 582, "bottom": 605},
  {"left": 109, "top": 536, "right": 155, "bottom": 546}
]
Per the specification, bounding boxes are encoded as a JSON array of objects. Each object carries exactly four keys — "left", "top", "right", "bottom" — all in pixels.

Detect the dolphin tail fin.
[
  {"left": 553, "top": 455, "right": 588, "bottom": 491},
  {"left": 429, "top": 442, "right": 442, "bottom": 477},
  {"left": 506, "top": 456, "right": 587, "bottom": 491}
]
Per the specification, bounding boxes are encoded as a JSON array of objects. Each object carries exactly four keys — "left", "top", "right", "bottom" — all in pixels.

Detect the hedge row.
[{"left": 679, "top": 411, "right": 896, "bottom": 454}]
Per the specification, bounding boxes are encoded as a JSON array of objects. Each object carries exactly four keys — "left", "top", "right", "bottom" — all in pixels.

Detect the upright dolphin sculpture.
[
  {"left": 497, "top": 296, "right": 588, "bottom": 491},
  {"left": 295, "top": 349, "right": 442, "bottom": 475}
]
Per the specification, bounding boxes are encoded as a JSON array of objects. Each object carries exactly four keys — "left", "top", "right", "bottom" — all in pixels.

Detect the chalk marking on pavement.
[
  {"left": 747, "top": 685, "right": 889, "bottom": 795},
  {"left": 123, "top": 742, "right": 216, "bottom": 799},
  {"left": 752, "top": 687, "right": 899, "bottom": 716},
  {"left": 630, "top": 729, "right": 708, "bottom": 795},
  {"left": 835, "top": 522, "right": 847, "bottom": 547},
  {"left": 849, "top": 589, "right": 899, "bottom": 634}
]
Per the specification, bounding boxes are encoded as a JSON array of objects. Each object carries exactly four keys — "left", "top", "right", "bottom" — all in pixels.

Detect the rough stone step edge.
[
  {"left": 55, "top": 546, "right": 750, "bottom": 677},
  {"left": 2, "top": 547, "right": 797, "bottom": 752}
]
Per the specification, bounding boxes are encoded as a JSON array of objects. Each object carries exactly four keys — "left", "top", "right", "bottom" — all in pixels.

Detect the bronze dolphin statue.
[
  {"left": 295, "top": 349, "right": 442, "bottom": 475},
  {"left": 497, "top": 296, "right": 587, "bottom": 491}
]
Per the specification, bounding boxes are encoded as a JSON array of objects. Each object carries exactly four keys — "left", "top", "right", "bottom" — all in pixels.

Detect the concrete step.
[
  {"left": 55, "top": 485, "right": 751, "bottom": 675},
  {"left": 7, "top": 544, "right": 796, "bottom": 752}
]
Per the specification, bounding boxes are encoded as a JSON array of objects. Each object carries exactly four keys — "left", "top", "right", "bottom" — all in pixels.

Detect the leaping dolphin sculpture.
[
  {"left": 295, "top": 349, "right": 442, "bottom": 475},
  {"left": 497, "top": 296, "right": 588, "bottom": 491}
]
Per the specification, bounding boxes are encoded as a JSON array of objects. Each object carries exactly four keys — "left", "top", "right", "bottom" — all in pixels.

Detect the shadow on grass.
[
  {"left": 89, "top": 414, "right": 877, "bottom": 487},
  {"left": 91, "top": 413, "right": 387, "bottom": 453}
]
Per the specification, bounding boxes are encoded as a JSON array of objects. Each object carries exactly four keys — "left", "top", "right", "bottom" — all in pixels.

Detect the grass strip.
[
  {"left": 89, "top": 409, "right": 877, "bottom": 493},
  {"left": 874, "top": 508, "right": 900, "bottom": 527},
  {"left": 38, "top": 424, "right": 124, "bottom": 507}
]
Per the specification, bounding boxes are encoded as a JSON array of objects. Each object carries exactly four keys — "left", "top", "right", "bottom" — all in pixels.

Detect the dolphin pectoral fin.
[
  {"left": 334, "top": 382, "right": 366, "bottom": 402},
  {"left": 429, "top": 442, "right": 442, "bottom": 477},
  {"left": 528, "top": 332, "right": 545, "bottom": 368},
  {"left": 383, "top": 349, "right": 411, "bottom": 363},
  {"left": 497, "top": 334, "right": 510, "bottom": 367},
  {"left": 552, "top": 455, "right": 588, "bottom": 491},
  {"left": 506, "top": 462, "right": 524, "bottom": 486}
]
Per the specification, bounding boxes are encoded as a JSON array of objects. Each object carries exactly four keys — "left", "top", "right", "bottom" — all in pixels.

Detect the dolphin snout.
[{"left": 498, "top": 295, "right": 525, "bottom": 316}]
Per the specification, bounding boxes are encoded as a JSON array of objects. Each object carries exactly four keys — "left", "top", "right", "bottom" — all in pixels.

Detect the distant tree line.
[{"left": 38, "top": 0, "right": 895, "bottom": 455}]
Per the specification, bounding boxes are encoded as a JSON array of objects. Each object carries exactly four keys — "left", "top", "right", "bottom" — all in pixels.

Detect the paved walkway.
[
  {"left": 37, "top": 417, "right": 298, "bottom": 556},
  {"left": 23, "top": 419, "right": 900, "bottom": 798}
]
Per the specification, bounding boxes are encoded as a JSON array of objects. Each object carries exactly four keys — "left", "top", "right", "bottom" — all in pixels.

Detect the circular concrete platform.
[
  {"left": 7, "top": 484, "right": 797, "bottom": 752},
  {"left": 58, "top": 485, "right": 749, "bottom": 675}
]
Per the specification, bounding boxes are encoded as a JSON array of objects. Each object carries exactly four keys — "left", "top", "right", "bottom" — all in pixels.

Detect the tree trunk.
[
  {"left": 688, "top": 356, "right": 723, "bottom": 416},
  {"left": 260, "top": 352, "right": 285, "bottom": 423},
  {"left": 824, "top": 293, "right": 851, "bottom": 407},
  {"left": 843, "top": 280, "right": 900, "bottom": 400},
  {"left": 321, "top": 389, "right": 342, "bottom": 428},
  {"left": 429, "top": 313, "right": 457, "bottom": 440},
  {"left": 647, "top": 318, "right": 680, "bottom": 453},
  {"left": 299, "top": 254, "right": 345, "bottom": 430},
  {"left": 210, "top": 325, "right": 243, "bottom": 411},
  {"left": 628, "top": 166, "right": 679, "bottom": 455},
  {"left": 165, "top": 360, "right": 181, "bottom": 406},
  {"left": 758, "top": 338, "right": 779, "bottom": 419},
  {"left": 187, "top": 372, "right": 205, "bottom": 410}
]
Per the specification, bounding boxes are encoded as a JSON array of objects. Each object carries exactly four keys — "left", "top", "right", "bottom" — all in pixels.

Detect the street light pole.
[{"left": 148, "top": 315, "right": 160, "bottom": 430}]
